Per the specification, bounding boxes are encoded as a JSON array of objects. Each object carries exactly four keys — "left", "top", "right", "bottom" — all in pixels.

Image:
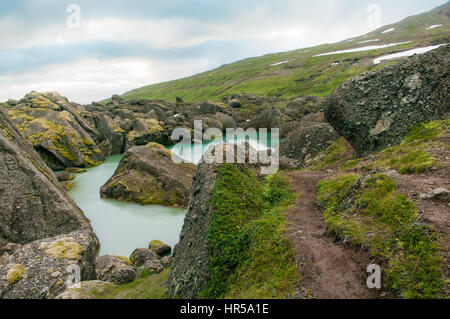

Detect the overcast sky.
[{"left": 0, "top": 0, "right": 446, "bottom": 104}]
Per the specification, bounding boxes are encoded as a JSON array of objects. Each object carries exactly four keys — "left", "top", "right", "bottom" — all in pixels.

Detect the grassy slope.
[
  {"left": 120, "top": 4, "right": 450, "bottom": 103},
  {"left": 312, "top": 120, "right": 449, "bottom": 299}
]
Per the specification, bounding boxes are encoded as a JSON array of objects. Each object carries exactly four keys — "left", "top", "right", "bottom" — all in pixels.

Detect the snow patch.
[
  {"left": 373, "top": 44, "right": 447, "bottom": 64},
  {"left": 426, "top": 24, "right": 443, "bottom": 30},
  {"left": 270, "top": 60, "right": 290, "bottom": 67},
  {"left": 381, "top": 28, "right": 395, "bottom": 34},
  {"left": 313, "top": 42, "right": 411, "bottom": 57},
  {"left": 358, "top": 39, "right": 379, "bottom": 44}
]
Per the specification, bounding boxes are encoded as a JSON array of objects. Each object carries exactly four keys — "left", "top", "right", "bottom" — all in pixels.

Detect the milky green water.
[
  {"left": 68, "top": 155, "right": 186, "bottom": 257},
  {"left": 67, "top": 133, "right": 275, "bottom": 257}
]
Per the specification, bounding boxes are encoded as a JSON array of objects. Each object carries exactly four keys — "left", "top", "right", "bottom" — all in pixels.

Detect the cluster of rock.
[
  {"left": 0, "top": 109, "right": 100, "bottom": 299},
  {"left": 0, "top": 90, "right": 323, "bottom": 172},
  {"left": 57, "top": 241, "right": 172, "bottom": 299},
  {"left": 2, "top": 92, "right": 104, "bottom": 170}
]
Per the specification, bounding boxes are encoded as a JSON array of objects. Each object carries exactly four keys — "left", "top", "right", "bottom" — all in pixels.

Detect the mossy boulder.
[
  {"left": 95, "top": 255, "right": 137, "bottom": 285},
  {"left": 148, "top": 240, "right": 171, "bottom": 257},
  {"left": 130, "top": 248, "right": 159, "bottom": 267},
  {"left": 125, "top": 118, "right": 169, "bottom": 150},
  {"left": 100, "top": 142, "right": 197, "bottom": 207},
  {"left": 2, "top": 91, "right": 104, "bottom": 169},
  {"left": 56, "top": 171, "right": 75, "bottom": 182}
]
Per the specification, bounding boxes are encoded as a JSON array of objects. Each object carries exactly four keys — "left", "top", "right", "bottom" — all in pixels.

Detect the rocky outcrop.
[
  {"left": 325, "top": 45, "right": 449, "bottom": 156},
  {"left": 1, "top": 92, "right": 104, "bottom": 169},
  {"left": 100, "top": 142, "right": 196, "bottom": 207},
  {"left": 0, "top": 109, "right": 99, "bottom": 299},
  {"left": 167, "top": 160, "right": 217, "bottom": 298}
]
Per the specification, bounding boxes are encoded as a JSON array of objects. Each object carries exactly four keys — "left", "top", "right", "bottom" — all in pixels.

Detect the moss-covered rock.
[
  {"left": 100, "top": 142, "right": 196, "bottom": 207},
  {"left": 95, "top": 255, "right": 137, "bottom": 285},
  {"left": 168, "top": 144, "right": 298, "bottom": 299},
  {"left": 2, "top": 92, "right": 104, "bottom": 169},
  {"left": 148, "top": 240, "right": 171, "bottom": 256}
]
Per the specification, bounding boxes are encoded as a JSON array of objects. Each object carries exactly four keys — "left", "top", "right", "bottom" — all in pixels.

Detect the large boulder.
[
  {"left": 280, "top": 121, "right": 340, "bottom": 168},
  {"left": 0, "top": 109, "right": 99, "bottom": 299},
  {"left": 100, "top": 142, "right": 196, "bottom": 207},
  {"left": 1, "top": 92, "right": 104, "bottom": 169},
  {"left": 245, "top": 108, "right": 282, "bottom": 130},
  {"left": 0, "top": 109, "right": 95, "bottom": 244},
  {"left": 95, "top": 255, "right": 137, "bottom": 285},
  {"left": 130, "top": 248, "right": 159, "bottom": 267},
  {"left": 324, "top": 45, "right": 449, "bottom": 156}
]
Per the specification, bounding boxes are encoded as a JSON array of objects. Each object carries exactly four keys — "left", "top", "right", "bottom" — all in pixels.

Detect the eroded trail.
[{"left": 284, "top": 170, "right": 377, "bottom": 299}]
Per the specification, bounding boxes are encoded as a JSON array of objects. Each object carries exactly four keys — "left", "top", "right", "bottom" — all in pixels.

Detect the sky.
[{"left": 0, "top": 0, "right": 447, "bottom": 104}]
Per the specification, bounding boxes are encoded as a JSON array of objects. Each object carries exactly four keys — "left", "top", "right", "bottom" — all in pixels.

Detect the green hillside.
[{"left": 121, "top": 3, "right": 449, "bottom": 103}]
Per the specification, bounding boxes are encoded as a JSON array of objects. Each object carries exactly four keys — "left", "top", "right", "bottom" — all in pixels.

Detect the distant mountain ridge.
[{"left": 118, "top": 3, "right": 449, "bottom": 103}]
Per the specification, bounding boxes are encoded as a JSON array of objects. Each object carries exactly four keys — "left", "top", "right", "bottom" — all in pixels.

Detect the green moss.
[
  {"left": 309, "top": 138, "right": 350, "bottom": 170},
  {"left": 367, "top": 120, "right": 448, "bottom": 174},
  {"left": 6, "top": 264, "right": 27, "bottom": 285},
  {"left": 149, "top": 240, "right": 164, "bottom": 251},
  {"left": 40, "top": 238, "right": 85, "bottom": 261},
  {"left": 83, "top": 156, "right": 101, "bottom": 168},
  {"left": 201, "top": 165, "right": 298, "bottom": 299},
  {"left": 316, "top": 173, "right": 445, "bottom": 298}
]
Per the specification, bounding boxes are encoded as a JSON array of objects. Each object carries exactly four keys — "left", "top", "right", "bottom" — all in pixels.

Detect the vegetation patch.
[
  {"left": 365, "top": 120, "right": 448, "bottom": 174},
  {"left": 201, "top": 164, "right": 298, "bottom": 299},
  {"left": 40, "top": 238, "right": 85, "bottom": 261},
  {"left": 84, "top": 268, "right": 169, "bottom": 299},
  {"left": 316, "top": 173, "right": 446, "bottom": 298},
  {"left": 309, "top": 138, "right": 350, "bottom": 170},
  {"left": 6, "top": 264, "right": 27, "bottom": 285}
]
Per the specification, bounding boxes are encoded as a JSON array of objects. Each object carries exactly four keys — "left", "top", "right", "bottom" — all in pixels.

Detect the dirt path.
[{"left": 284, "top": 170, "right": 378, "bottom": 299}]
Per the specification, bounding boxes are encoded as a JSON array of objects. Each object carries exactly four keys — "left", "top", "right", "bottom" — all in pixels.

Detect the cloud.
[
  {"left": 0, "top": 0, "right": 447, "bottom": 103},
  {"left": 0, "top": 56, "right": 220, "bottom": 104}
]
